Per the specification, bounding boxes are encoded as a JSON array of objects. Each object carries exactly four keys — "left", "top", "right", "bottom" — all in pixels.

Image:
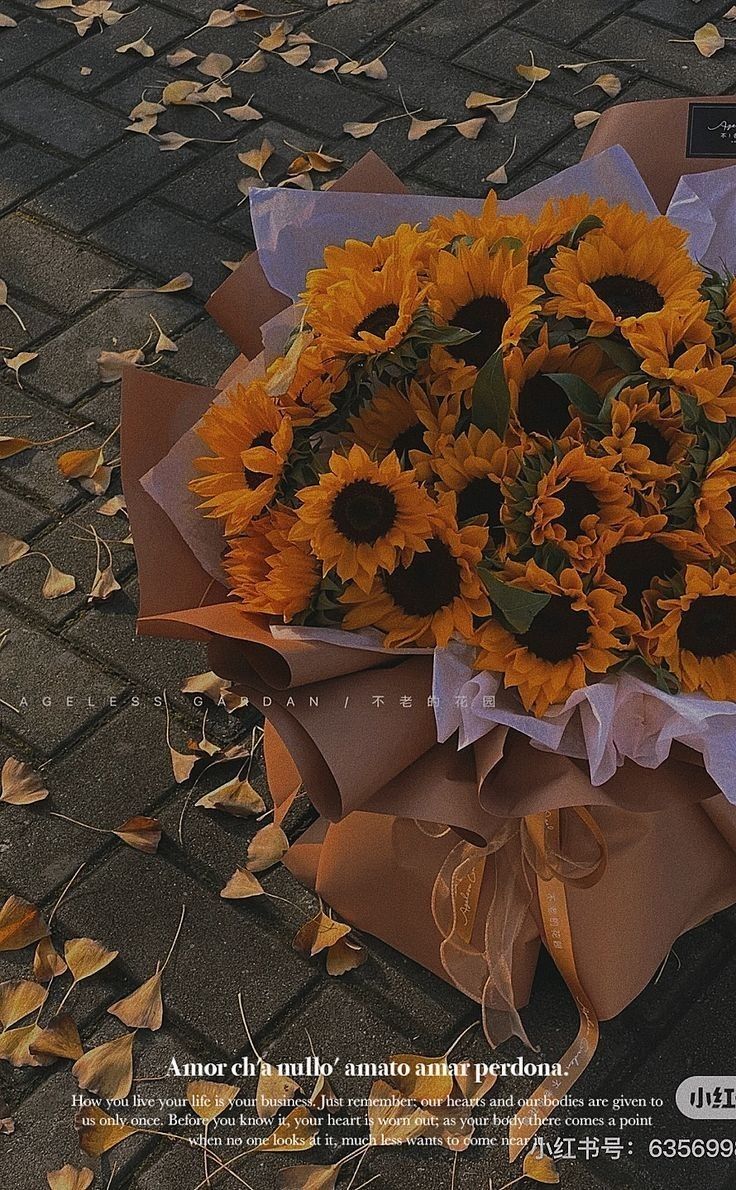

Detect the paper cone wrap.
[{"left": 121, "top": 141, "right": 736, "bottom": 1099}]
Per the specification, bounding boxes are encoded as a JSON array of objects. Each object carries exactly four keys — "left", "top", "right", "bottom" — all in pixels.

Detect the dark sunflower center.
[
  {"left": 391, "top": 421, "right": 426, "bottom": 459},
  {"left": 590, "top": 275, "right": 664, "bottom": 320},
  {"left": 448, "top": 295, "right": 509, "bottom": 369},
  {"left": 457, "top": 477, "right": 505, "bottom": 544},
  {"left": 354, "top": 303, "right": 400, "bottom": 341},
  {"left": 518, "top": 374, "right": 573, "bottom": 438},
  {"left": 557, "top": 480, "right": 600, "bottom": 538},
  {"left": 517, "top": 595, "right": 591, "bottom": 663},
  {"left": 633, "top": 420, "right": 669, "bottom": 464},
  {"left": 384, "top": 538, "right": 461, "bottom": 616},
  {"left": 243, "top": 429, "right": 273, "bottom": 489},
  {"left": 605, "top": 539, "right": 677, "bottom": 615},
  {"left": 330, "top": 479, "right": 397, "bottom": 544},
  {"left": 677, "top": 594, "right": 736, "bottom": 658}
]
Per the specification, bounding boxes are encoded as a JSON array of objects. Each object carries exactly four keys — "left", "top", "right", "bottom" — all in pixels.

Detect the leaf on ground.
[
  {"left": 42, "top": 562, "right": 76, "bottom": 599},
  {"left": 76, "top": 1105, "right": 138, "bottom": 1156},
  {"left": 34, "top": 938, "right": 68, "bottom": 982},
  {"left": 98, "top": 494, "right": 127, "bottom": 517},
  {"left": 279, "top": 44, "right": 311, "bottom": 65},
  {"left": 113, "top": 815, "right": 162, "bottom": 854},
  {"left": 157, "top": 272, "right": 192, "bottom": 293},
  {"left": 487, "top": 97, "right": 520, "bottom": 123},
  {"left": 692, "top": 22, "right": 725, "bottom": 57},
  {"left": 65, "top": 938, "right": 118, "bottom": 983},
  {"left": 367, "top": 1079, "right": 428, "bottom": 1145},
  {"left": 46, "top": 1167, "right": 94, "bottom": 1190},
  {"left": 239, "top": 136, "right": 274, "bottom": 177},
  {"left": 0, "top": 895, "right": 49, "bottom": 952},
  {"left": 167, "top": 47, "right": 197, "bottom": 67},
  {"left": 149, "top": 314, "right": 177, "bottom": 353},
  {"left": 259, "top": 19, "right": 290, "bottom": 50},
  {"left": 0, "top": 1024, "right": 54, "bottom": 1068},
  {"left": 221, "top": 867, "right": 264, "bottom": 899},
  {"left": 0, "top": 532, "right": 30, "bottom": 567},
  {"left": 197, "top": 776, "right": 265, "bottom": 817},
  {"left": 225, "top": 101, "right": 263, "bottom": 121},
  {"left": 0, "top": 979, "right": 48, "bottom": 1029},
  {"left": 726, "top": 5, "right": 736, "bottom": 17},
  {"left": 574, "top": 110, "right": 600, "bottom": 128},
  {"left": 239, "top": 49, "right": 267, "bottom": 72},
  {"left": 452, "top": 117, "right": 485, "bottom": 139},
  {"left": 97, "top": 349, "right": 144, "bottom": 383},
  {"left": 454, "top": 1066, "right": 497, "bottom": 1105},
  {"left": 80, "top": 464, "right": 113, "bottom": 497},
  {"left": 387, "top": 1051, "right": 454, "bottom": 1103},
  {"left": 311, "top": 57, "right": 339, "bottom": 73},
  {"left": 117, "top": 32, "right": 154, "bottom": 57},
  {"left": 57, "top": 446, "right": 104, "bottom": 479},
  {"left": 187, "top": 1080, "right": 240, "bottom": 1122},
  {"left": 0, "top": 13, "right": 18, "bottom": 27},
  {"left": 293, "top": 911, "right": 350, "bottom": 958},
  {"left": 325, "top": 936, "right": 366, "bottom": 976},
  {"left": 256, "top": 1063, "right": 301, "bottom": 1120},
  {"left": 465, "top": 90, "right": 505, "bottom": 108},
  {"left": 108, "top": 970, "right": 163, "bottom": 1031},
  {"left": 516, "top": 62, "right": 549, "bottom": 82},
  {"left": 523, "top": 1150, "right": 561, "bottom": 1183},
  {"left": 157, "top": 132, "right": 197, "bottom": 152},
  {"left": 72, "top": 1032, "right": 136, "bottom": 1099},
  {"left": 0, "top": 278, "right": 25, "bottom": 329},
  {"left": 343, "top": 120, "right": 380, "bottom": 138},
  {"left": 198, "top": 51, "right": 233, "bottom": 77},
  {"left": 0, "top": 436, "right": 38, "bottom": 459},
  {"left": 31, "top": 1012, "right": 84, "bottom": 1061},
  {"left": 4, "top": 351, "right": 38, "bottom": 388},
  {"left": 1, "top": 757, "right": 49, "bottom": 804},
  {"left": 254, "top": 1104, "right": 318, "bottom": 1152},
  {"left": 585, "top": 72, "right": 621, "bottom": 97},
  {"left": 162, "top": 79, "right": 200, "bottom": 105},
  {"left": 277, "top": 1165, "right": 339, "bottom": 1189},
  {"left": 246, "top": 823, "right": 288, "bottom": 871},
  {"left": 408, "top": 115, "right": 447, "bottom": 140}
]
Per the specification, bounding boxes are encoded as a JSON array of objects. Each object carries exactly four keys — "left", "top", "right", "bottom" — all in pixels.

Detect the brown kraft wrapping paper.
[{"left": 121, "top": 142, "right": 736, "bottom": 1069}]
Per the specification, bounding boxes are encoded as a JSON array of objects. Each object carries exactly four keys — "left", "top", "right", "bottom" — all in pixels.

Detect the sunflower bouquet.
[{"left": 188, "top": 192, "right": 736, "bottom": 720}]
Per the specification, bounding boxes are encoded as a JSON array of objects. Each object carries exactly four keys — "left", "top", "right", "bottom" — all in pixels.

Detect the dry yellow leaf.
[
  {"left": 311, "top": 57, "right": 339, "bottom": 73},
  {"left": 0, "top": 13, "right": 18, "bottom": 27},
  {"left": 387, "top": 1052, "right": 454, "bottom": 1103},
  {"left": 367, "top": 1079, "right": 428, "bottom": 1145},
  {"left": 583, "top": 72, "right": 621, "bottom": 97},
  {"left": 452, "top": 117, "right": 485, "bottom": 139},
  {"left": 726, "top": 5, "right": 736, "bottom": 17},
  {"left": 0, "top": 979, "right": 48, "bottom": 1028},
  {"left": 46, "top": 1167, "right": 94, "bottom": 1190},
  {"left": 167, "top": 47, "right": 197, "bottom": 67},
  {"left": 76, "top": 1105, "right": 138, "bottom": 1156},
  {"left": 221, "top": 867, "right": 264, "bottom": 899},
  {"left": 198, "top": 51, "right": 233, "bottom": 77},
  {"left": 343, "top": 120, "right": 380, "bottom": 138},
  {"left": 225, "top": 101, "right": 263, "bottom": 121},
  {"left": 259, "top": 19, "right": 289, "bottom": 50},
  {"left": 523, "top": 1149, "right": 561, "bottom": 1183},
  {"left": 293, "top": 911, "right": 351, "bottom": 957},
  {"left": 408, "top": 115, "right": 447, "bottom": 141},
  {"left": 108, "top": 970, "right": 163, "bottom": 1031},
  {"left": 325, "top": 936, "right": 366, "bottom": 976},
  {"left": 162, "top": 79, "right": 200, "bottom": 105},
  {"left": 239, "top": 49, "right": 267, "bottom": 73},
  {"left": 117, "top": 31, "right": 154, "bottom": 57},
  {"left": 64, "top": 937, "right": 118, "bottom": 982},
  {"left": 34, "top": 937, "right": 68, "bottom": 982},
  {"left": 97, "top": 348, "right": 144, "bottom": 382},
  {"left": 73, "top": 1032, "right": 136, "bottom": 1099},
  {"left": 45, "top": 1165, "right": 94, "bottom": 1190},
  {"left": 113, "top": 815, "right": 162, "bottom": 854},
  {"left": 0, "top": 895, "right": 49, "bottom": 952},
  {"left": 150, "top": 314, "right": 177, "bottom": 353},
  {"left": 197, "top": 775, "right": 265, "bottom": 817},
  {"left": 516, "top": 63, "right": 550, "bottom": 82},
  {"left": 465, "top": 90, "right": 504, "bottom": 108},
  {"left": 454, "top": 1065, "right": 497, "bottom": 1105},
  {"left": 0, "top": 1023, "right": 53, "bottom": 1068},
  {"left": 187, "top": 1080, "right": 240, "bottom": 1122},
  {"left": 487, "top": 97, "right": 520, "bottom": 123},
  {"left": 0, "top": 532, "right": 29, "bottom": 566},
  {"left": 31, "top": 1012, "right": 84, "bottom": 1061},
  {"left": 693, "top": 22, "right": 725, "bottom": 57},
  {"left": 98, "top": 494, "right": 127, "bottom": 517},
  {"left": 1, "top": 757, "right": 49, "bottom": 804},
  {"left": 42, "top": 561, "right": 76, "bottom": 599},
  {"left": 0, "top": 278, "right": 25, "bottom": 329},
  {"left": 574, "top": 110, "right": 600, "bottom": 128},
  {"left": 57, "top": 446, "right": 103, "bottom": 479},
  {"left": 239, "top": 136, "right": 274, "bottom": 177},
  {"left": 246, "top": 822, "right": 289, "bottom": 871},
  {"left": 4, "top": 351, "right": 38, "bottom": 388},
  {"left": 254, "top": 1104, "right": 318, "bottom": 1152},
  {"left": 279, "top": 45, "right": 311, "bottom": 66},
  {"left": 255, "top": 1064, "right": 301, "bottom": 1120}
]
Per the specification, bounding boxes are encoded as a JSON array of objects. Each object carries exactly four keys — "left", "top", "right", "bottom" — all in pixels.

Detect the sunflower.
[
  {"left": 340, "top": 493, "right": 489, "bottom": 647},
  {"left": 290, "top": 444, "right": 435, "bottom": 591},
  {"left": 428, "top": 189, "right": 534, "bottom": 249},
  {"left": 642, "top": 564, "right": 736, "bottom": 700},
  {"left": 545, "top": 210, "right": 704, "bottom": 341},
  {"left": 694, "top": 441, "right": 736, "bottom": 558},
  {"left": 416, "top": 346, "right": 477, "bottom": 403},
  {"left": 507, "top": 443, "right": 632, "bottom": 568},
  {"left": 275, "top": 340, "right": 349, "bottom": 427},
  {"left": 190, "top": 379, "right": 293, "bottom": 537},
  {"left": 304, "top": 223, "right": 433, "bottom": 296},
  {"left": 474, "top": 561, "right": 631, "bottom": 716},
  {"left": 303, "top": 227, "right": 428, "bottom": 357},
  {"left": 224, "top": 506, "right": 321, "bottom": 620},
  {"left": 349, "top": 380, "right": 460, "bottom": 480},
  {"left": 428, "top": 239, "right": 544, "bottom": 373},
  {"left": 527, "top": 193, "right": 619, "bottom": 255},
  {"left": 625, "top": 301, "right": 714, "bottom": 370},
  {"left": 599, "top": 383, "right": 693, "bottom": 485},
  {"left": 504, "top": 329, "right": 618, "bottom": 441},
  {"left": 596, "top": 514, "right": 711, "bottom": 629},
  {"left": 431, "top": 425, "right": 516, "bottom": 548}
]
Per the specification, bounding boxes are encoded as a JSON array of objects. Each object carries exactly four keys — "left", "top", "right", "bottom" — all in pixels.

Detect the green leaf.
[
  {"left": 562, "top": 214, "right": 603, "bottom": 248},
  {"left": 595, "top": 337, "right": 640, "bottom": 372},
  {"left": 489, "top": 235, "right": 524, "bottom": 256},
  {"left": 675, "top": 389, "right": 701, "bottom": 430},
  {"left": 471, "top": 347, "right": 510, "bottom": 435},
  {"left": 544, "top": 372, "right": 601, "bottom": 417},
  {"left": 480, "top": 569, "right": 550, "bottom": 633}
]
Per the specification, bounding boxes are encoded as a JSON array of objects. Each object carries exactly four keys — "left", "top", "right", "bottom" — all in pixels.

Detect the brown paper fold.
[{"left": 583, "top": 94, "right": 736, "bottom": 210}]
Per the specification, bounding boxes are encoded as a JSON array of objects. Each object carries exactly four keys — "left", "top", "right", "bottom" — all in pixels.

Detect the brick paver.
[{"left": 2, "top": 3, "right": 736, "bottom": 1189}]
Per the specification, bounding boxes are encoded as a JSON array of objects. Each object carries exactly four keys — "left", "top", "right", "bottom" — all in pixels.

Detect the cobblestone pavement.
[{"left": 2, "top": 2, "right": 736, "bottom": 1189}]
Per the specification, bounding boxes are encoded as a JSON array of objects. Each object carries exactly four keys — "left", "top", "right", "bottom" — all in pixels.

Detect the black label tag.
[{"left": 687, "top": 102, "right": 736, "bottom": 158}]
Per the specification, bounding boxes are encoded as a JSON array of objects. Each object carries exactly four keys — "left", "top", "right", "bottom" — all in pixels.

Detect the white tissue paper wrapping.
[{"left": 142, "top": 146, "right": 736, "bottom": 803}]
